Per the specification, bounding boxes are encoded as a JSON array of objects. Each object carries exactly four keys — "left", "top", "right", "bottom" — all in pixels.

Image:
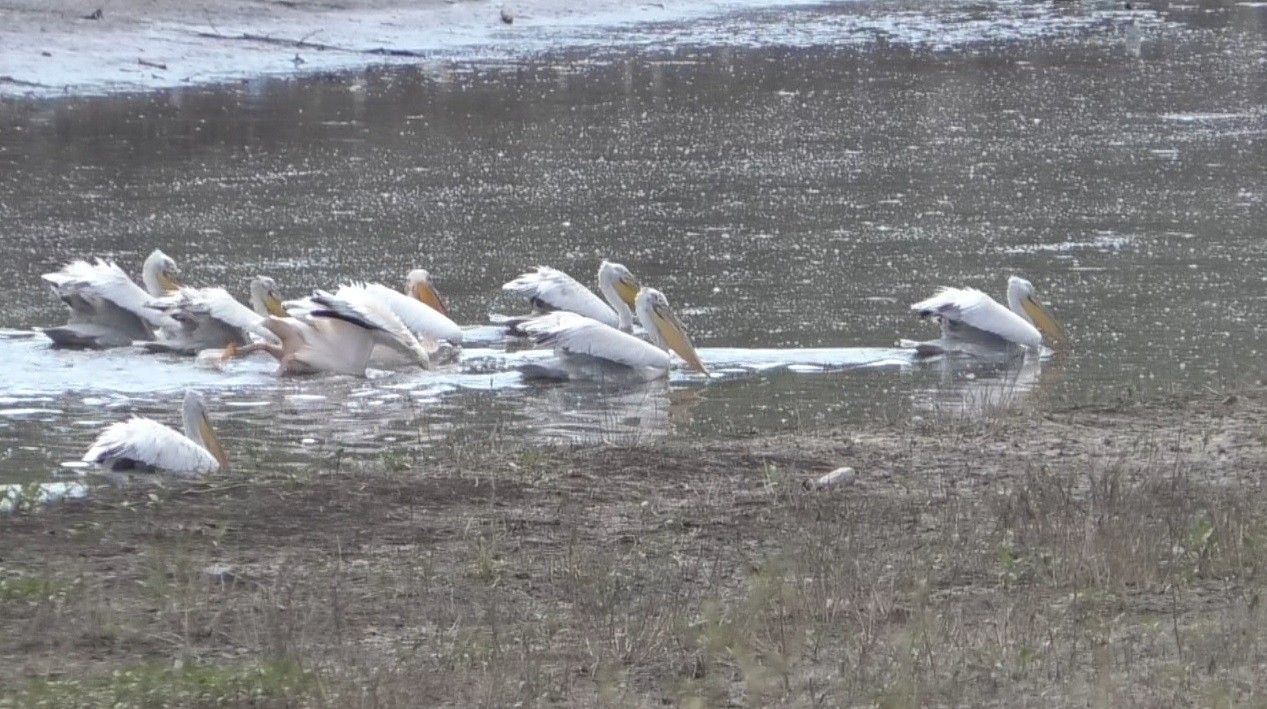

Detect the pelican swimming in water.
[
  {"left": 247, "top": 275, "right": 289, "bottom": 319},
  {"left": 361, "top": 269, "right": 463, "bottom": 345},
  {"left": 230, "top": 287, "right": 434, "bottom": 376},
  {"left": 328, "top": 280, "right": 458, "bottom": 367},
  {"left": 518, "top": 287, "right": 707, "bottom": 382},
  {"left": 501, "top": 261, "right": 642, "bottom": 332},
  {"left": 906, "top": 276, "right": 1065, "bottom": 357},
  {"left": 41, "top": 249, "right": 182, "bottom": 348},
  {"left": 145, "top": 276, "right": 285, "bottom": 355},
  {"left": 403, "top": 269, "right": 454, "bottom": 319},
  {"left": 81, "top": 389, "right": 228, "bottom": 477}
]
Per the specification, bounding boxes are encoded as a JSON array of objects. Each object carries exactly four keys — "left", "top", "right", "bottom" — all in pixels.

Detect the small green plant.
[
  {"left": 0, "top": 482, "right": 44, "bottom": 514},
  {"left": 0, "top": 571, "right": 77, "bottom": 605},
  {"left": 472, "top": 533, "right": 502, "bottom": 585},
  {"left": 4, "top": 659, "right": 319, "bottom": 707},
  {"left": 1175, "top": 511, "right": 1217, "bottom": 581},
  {"left": 761, "top": 462, "right": 782, "bottom": 493}
]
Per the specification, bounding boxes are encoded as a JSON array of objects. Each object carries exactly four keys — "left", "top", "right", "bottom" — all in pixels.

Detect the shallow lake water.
[{"left": 0, "top": 0, "right": 1264, "bottom": 484}]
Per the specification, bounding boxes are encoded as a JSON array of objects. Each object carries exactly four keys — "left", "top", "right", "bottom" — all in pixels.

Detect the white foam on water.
[
  {"left": 1003, "top": 234, "right": 1136, "bottom": 254},
  {"left": 0, "top": 408, "right": 63, "bottom": 419},
  {"left": 0, "top": 337, "right": 276, "bottom": 396},
  {"left": 0, "top": 481, "right": 89, "bottom": 513},
  {"left": 285, "top": 394, "right": 329, "bottom": 403},
  {"left": 1162, "top": 112, "right": 1252, "bottom": 122},
  {"left": 0, "top": 336, "right": 913, "bottom": 401}
]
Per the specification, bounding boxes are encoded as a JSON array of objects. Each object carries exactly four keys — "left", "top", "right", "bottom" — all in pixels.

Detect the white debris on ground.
[{"left": 809, "top": 466, "right": 855, "bottom": 491}]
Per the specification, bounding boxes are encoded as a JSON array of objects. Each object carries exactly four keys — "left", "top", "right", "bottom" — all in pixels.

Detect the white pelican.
[
  {"left": 330, "top": 282, "right": 456, "bottom": 367},
  {"left": 145, "top": 276, "right": 284, "bottom": 355},
  {"left": 518, "top": 287, "right": 707, "bottom": 381},
  {"left": 41, "top": 249, "right": 182, "bottom": 348},
  {"left": 81, "top": 389, "right": 227, "bottom": 477},
  {"left": 362, "top": 270, "right": 462, "bottom": 345},
  {"left": 501, "top": 261, "right": 642, "bottom": 332},
  {"left": 231, "top": 288, "right": 433, "bottom": 376},
  {"left": 404, "top": 269, "right": 453, "bottom": 318},
  {"left": 907, "top": 276, "right": 1065, "bottom": 357},
  {"left": 247, "top": 275, "right": 290, "bottom": 319}
]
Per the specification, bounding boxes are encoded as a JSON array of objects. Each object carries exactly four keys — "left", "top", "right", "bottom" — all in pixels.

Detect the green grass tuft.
[{"left": 4, "top": 659, "right": 319, "bottom": 708}]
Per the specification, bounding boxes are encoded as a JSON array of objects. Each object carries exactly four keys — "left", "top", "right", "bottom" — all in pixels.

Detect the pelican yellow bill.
[
  {"left": 1021, "top": 296, "right": 1066, "bottom": 346},
  {"left": 653, "top": 302, "right": 708, "bottom": 374},
  {"left": 413, "top": 281, "right": 449, "bottom": 316}
]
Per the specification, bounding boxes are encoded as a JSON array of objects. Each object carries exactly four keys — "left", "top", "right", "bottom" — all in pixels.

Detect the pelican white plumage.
[
  {"left": 331, "top": 282, "right": 453, "bottom": 367},
  {"left": 41, "top": 249, "right": 182, "bottom": 348},
  {"left": 403, "top": 269, "right": 455, "bottom": 319},
  {"left": 362, "top": 270, "right": 462, "bottom": 345},
  {"left": 518, "top": 287, "right": 707, "bottom": 381},
  {"left": 907, "top": 276, "right": 1065, "bottom": 357},
  {"left": 81, "top": 389, "right": 227, "bottom": 477},
  {"left": 145, "top": 276, "right": 284, "bottom": 355},
  {"left": 233, "top": 287, "right": 433, "bottom": 376},
  {"left": 501, "top": 261, "right": 642, "bottom": 332},
  {"left": 247, "top": 276, "right": 289, "bottom": 319}
]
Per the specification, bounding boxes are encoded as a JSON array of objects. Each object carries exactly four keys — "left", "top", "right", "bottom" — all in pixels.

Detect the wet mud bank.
[
  {"left": 0, "top": 0, "right": 782, "bottom": 97},
  {"left": 3, "top": 387, "right": 1266, "bottom": 703}
]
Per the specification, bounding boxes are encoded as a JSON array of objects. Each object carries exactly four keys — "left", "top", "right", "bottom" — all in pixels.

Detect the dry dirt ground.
[{"left": 3, "top": 387, "right": 1267, "bottom": 706}]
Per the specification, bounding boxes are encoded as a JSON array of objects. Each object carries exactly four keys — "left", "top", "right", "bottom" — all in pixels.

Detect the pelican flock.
[{"left": 37, "top": 247, "right": 1064, "bottom": 479}]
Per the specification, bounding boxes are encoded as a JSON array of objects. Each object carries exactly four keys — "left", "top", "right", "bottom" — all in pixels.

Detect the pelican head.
[
  {"left": 598, "top": 261, "right": 641, "bottom": 308},
  {"left": 142, "top": 249, "right": 181, "bottom": 296},
  {"left": 1007, "top": 276, "right": 1065, "bottom": 346},
  {"left": 598, "top": 260, "right": 642, "bottom": 332},
  {"left": 635, "top": 287, "right": 707, "bottom": 374},
  {"left": 406, "top": 269, "right": 449, "bottom": 316},
  {"left": 249, "top": 275, "right": 287, "bottom": 317},
  {"left": 181, "top": 389, "right": 228, "bottom": 472}
]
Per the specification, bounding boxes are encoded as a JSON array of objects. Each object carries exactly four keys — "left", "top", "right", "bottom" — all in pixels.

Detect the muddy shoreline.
[
  {"left": 3, "top": 387, "right": 1265, "bottom": 704},
  {"left": 0, "top": 0, "right": 764, "bottom": 97}
]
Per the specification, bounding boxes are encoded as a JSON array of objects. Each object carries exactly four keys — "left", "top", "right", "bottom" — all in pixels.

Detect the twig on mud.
[
  {"left": 191, "top": 30, "right": 427, "bottom": 58},
  {"left": 298, "top": 29, "right": 323, "bottom": 45},
  {"left": 0, "top": 75, "right": 50, "bottom": 88},
  {"left": 179, "top": 482, "right": 253, "bottom": 496},
  {"left": 366, "top": 47, "right": 427, "bottom": 57},
  {"left": 194, "top": 31, "right": 349, "bottom": 53},
  {"left": 202, "top": 9, "right": 223, "bottom": 38}
]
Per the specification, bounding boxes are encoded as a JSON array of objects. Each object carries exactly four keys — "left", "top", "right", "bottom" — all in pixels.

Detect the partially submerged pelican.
[
  {"left": 41, "top": 249, "right": 182, "bottom": 348},
  {"left": 247, "top": 275, "right": 289, "bottom": 319},
  {"left": 145, "top": 276, "right": 284, "bottom": 355},
  {"left": 907, "top": 276, "right": 1065, "bottom": 357},
  {"left": 518, "top": 287, "right": 707, "bottom": 381},
  {"left": 501, "top": 261, "right": 642, "bottom": 332},
  {"left": 232, "top": 287, "right": 434, "bottom": 376},
  {"left": 361, "top": 270, "right": 462, "bottom": 345},
  {"left": 82, "top": 389, "right": 227, "bottom": 477},
  {"left": 403, "top": 269, "right": 453, "bottom": 318}
]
